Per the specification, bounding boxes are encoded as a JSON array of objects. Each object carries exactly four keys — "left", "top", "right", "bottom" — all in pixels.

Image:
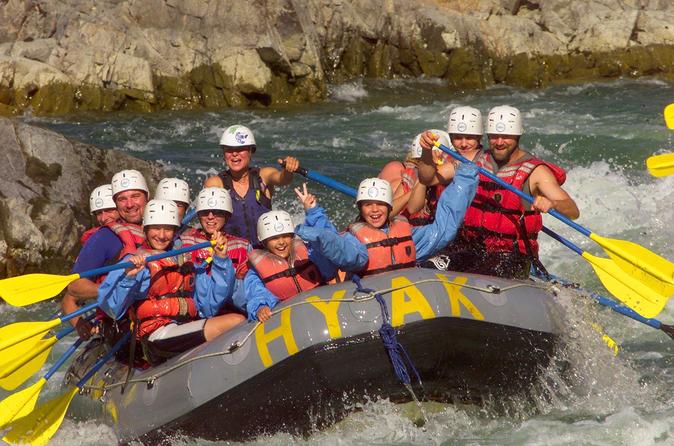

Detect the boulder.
[{"left": 0, "top": 116, "right": 162, "bottom": 279}]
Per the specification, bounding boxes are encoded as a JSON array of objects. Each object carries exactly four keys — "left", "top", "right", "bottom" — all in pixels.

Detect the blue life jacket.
[{"left": 219, "top": 167, "right": 272, "bottom": 246}]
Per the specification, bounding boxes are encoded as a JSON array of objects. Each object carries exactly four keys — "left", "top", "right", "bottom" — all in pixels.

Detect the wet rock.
[{"left": 0, "top": 117, "right": 162, "bottom": 279}]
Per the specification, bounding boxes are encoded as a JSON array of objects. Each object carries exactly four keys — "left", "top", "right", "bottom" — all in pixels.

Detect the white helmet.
[
  {"left": 448, "top": 106, "right": 483, "bottom": 135},
  {"left": 487, "top": 105, "right": 523, "bottom": 136},
  {"left": 408, "top": 130, "right": 451, "bottom": 159},
  {"left": 142, "top": 199, "right": 180, "bottom": 228},
  {"left": 196, "top": 187, "right": 233, "bottom": 214},
  {"left": 356, "top": 178, "right": 393, "bottom": 208},
  {"left": 257, "top": 210, "right": 294, "bottom": 242},
  {"left": 219, "top": 125, "right": 256, "bottom": 152},
  {"left": 155, "top": 178, "right": 190, "bottom": 205},
  {"left": 89, "top": 184, "right": 116, "bottom": 213},
  {"left": 111, "top": 169, "right": 149, "bottom": 197}
]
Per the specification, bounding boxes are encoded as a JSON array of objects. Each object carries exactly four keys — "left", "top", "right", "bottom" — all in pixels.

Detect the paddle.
[
  {"left": 0, "top": 302, "right": 97, "bottom": 353},
  {"left": 0, "top": 337, "right": 84, "bottom": 429},
  {"left": 3, "top": 332, "right": 130, "bottom": 445},
  {"left": 0, "top": 314, "right": 95, "bottom": 390},
  {"left": 434, "top": 141, "right": 674, "bottom": 317},
  {"left": 646, "top": 153, "right": 674, "bottom": 177},
  {"left": 0, "top": 239, "right": 216, "bottom": 307},
  {"left": 540, "top": 226, "right": 669, "bottom": 318},
  {"left": 665, "top": 103, "right": 674, "bottom": 130}
]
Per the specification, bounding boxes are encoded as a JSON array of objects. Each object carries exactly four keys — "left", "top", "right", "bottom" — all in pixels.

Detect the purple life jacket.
[{"left": 218, "top": 167, "right": 272, "bottom": 246}]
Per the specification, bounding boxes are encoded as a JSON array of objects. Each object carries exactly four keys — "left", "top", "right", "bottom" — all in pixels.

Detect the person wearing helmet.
[
  {"left": 243, "top": 184, "right": 353, "bottom": 322},
  {"left": 295, "top": 167, "right": 478, "bottom": 277},
  {"left": 203, "top": 124, "right": 301, "bottom": 246},
  {"left": 62, "top": 184, "right": 120, "bottom": 339},
  {"left": 378, "top": 130, "right": 453, "bottom": 226},
  {"left": 61, "top": 170, "right": 151, "bottom": 340},
  {"left": 155, "top": 178, "right": 190, "bottom": 221},
  {"left": 97, "top": 199, "right": 245, "bottom": 365},
  {"left": 426, "top": 105, "right": 579, "bottom": 278},
  {"left": 180, "top": 187, "right": 252, "bottom": 312}
]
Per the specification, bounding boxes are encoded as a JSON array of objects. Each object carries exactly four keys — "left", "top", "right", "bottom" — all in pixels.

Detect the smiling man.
[
  {"left": 446, "top": 105, "right": 579, "bottom": 279},
  {"left": 204, "top": 124, "right": 300, "bottom": 246}
]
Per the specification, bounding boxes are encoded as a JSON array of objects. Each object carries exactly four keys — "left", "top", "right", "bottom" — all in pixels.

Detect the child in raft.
[
  {"left": 97, "top": 199, "right": 245, "bottom": 364},
  {"left": 243, "top": 183, "right": 365, "bottom": 322}
]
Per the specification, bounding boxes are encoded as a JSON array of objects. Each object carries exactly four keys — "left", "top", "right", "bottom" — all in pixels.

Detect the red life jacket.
[
  {"left": 180, "top": 228, "right": 251, "bottom": 279},
  {"left": 348, "top": 216, "right": 417, "bottom": 276},
  {"left": 107, "top": 221, "right": 146, "bottom": 258},
  {"left": 459, "top": 150, "right": 566, "bottom": 256},
  {"left": 248, "top": 239, "right": 323, "bottom": 301},
  {"left": 397, "top": 163, "right": 445, "bottom": 227},
  {"left": 132, "top": 249, "right": 198, "bottom": 339}
]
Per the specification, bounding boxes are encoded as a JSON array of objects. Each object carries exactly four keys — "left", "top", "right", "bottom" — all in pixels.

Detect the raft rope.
[
  {"left": 81, "top": 278, "right": 545, "bottom": 394},
  {"left": 351, "top": 275, "right": 422, "bottom": 388}
]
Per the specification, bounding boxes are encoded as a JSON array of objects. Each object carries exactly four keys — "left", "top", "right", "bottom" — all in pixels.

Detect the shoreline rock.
[
  {"left": 0, "top": 0, "right": 673, "bottom": 116},
  {"left": 0, "top": 116, "right": 162, "bottom": 279}
]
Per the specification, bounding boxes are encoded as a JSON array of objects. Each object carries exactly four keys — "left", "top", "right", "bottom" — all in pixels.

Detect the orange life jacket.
[
  {"left": 248, "top": 239, "right": 323, "bottom": 301},
  {"left": 107, "top": 221, "right": 146, "bottom": 258},
  {"left": 132, "top": 249, "right": 198, "bottom": 339},
  {"left": 180, "top": 228, "right": 251, "bottom": 279},
  {"left": 348, "top": 216, "right": 417, "bottom": 276},
  {"left": 459, "top": 150, "right": 566, "bottom": 256}
]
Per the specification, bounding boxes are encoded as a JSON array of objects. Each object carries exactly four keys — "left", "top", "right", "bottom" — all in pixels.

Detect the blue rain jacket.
[{"left": 97, "top": 254, "right": 236, "bottom": 320}]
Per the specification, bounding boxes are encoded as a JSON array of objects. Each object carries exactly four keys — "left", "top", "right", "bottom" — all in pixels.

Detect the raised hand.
[
  {"left": 294, "top": 182, "right": 317, "bottom": 210},
  {"left": 212, "top": 231, "right": 229, "bottom": 257},
  {"left": 279, "top": 156, "right": 300, "bottom": 172}
]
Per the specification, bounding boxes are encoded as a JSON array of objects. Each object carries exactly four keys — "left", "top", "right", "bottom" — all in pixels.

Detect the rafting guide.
[{"left": 1, "top": 102, "right": 673, "bottom": 446}]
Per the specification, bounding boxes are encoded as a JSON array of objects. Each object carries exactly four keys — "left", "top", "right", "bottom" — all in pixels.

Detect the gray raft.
[{"left": 66, "top": 267, "right": 564, "bottom": 443}]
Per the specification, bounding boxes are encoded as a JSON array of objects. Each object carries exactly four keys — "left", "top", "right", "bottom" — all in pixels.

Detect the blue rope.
[{"left": 351, "top": 275, "right": 422, "bottom": 387}]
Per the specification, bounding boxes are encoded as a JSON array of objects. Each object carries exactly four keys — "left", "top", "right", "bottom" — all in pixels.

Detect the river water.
[{"left": 2, "top": 78, "right": 674, "bottom": 445}]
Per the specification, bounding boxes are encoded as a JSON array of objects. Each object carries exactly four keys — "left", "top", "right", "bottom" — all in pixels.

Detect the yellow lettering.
[
  {"left": 306, "top": 289, "right": 345, "bottom": 339},
  {"left": 390, "top": 276, "right": 436, "bottom": 327},
  {"left": 436, "top": 274, "right": 484, "bottom": 320},
  {"left": 255, "top": 308, "right": 298, "bottom": 368}
]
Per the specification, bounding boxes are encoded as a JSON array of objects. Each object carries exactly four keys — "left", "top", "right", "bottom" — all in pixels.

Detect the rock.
[{"left": 0, "top": 116, "right": 163, "bottom": 279}]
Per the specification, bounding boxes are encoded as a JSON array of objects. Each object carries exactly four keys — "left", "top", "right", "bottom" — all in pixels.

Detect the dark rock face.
[
  {"left": 0, "top": 0, "right": 672, "bottom": 116},
  {"left": 0, "top": 117, "right": 162, "bottom": 278}
]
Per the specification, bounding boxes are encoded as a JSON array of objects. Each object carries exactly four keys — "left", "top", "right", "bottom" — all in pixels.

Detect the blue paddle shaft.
[
  {"left": 55, "top": 313, "right": 95, "bottom": 340},
  {"left": 79, "top": 240, "right": 212, "bottom": 280},
  {"left": 297, "top": 167, "right": 357, "bottom": 198},
  {"left": 436, "top": 143, "right": 591, "bottom": 237},
  {"left": 44, "top": 337, "right": 85, "bottom": 381},
  {"left": 77, "top": 333, "right": 131, "bottom": 387}
]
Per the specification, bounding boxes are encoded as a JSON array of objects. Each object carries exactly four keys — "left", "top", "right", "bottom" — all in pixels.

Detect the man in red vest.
[{"left": 420, "top": 105, "right": 579, "bottom": 278}]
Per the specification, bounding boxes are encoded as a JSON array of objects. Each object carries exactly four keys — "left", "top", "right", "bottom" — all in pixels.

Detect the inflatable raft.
[{"left": 65, "top": 267, "right": 564, "bottom": 443}]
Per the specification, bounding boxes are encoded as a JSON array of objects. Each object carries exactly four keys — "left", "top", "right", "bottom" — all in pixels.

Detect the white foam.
[{"left": 329, "top": 81, "right": 369, "bottom": 102}]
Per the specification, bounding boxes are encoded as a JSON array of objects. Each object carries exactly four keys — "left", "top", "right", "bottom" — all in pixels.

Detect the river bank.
[{"left": 1, "top": 0, "right": 673, "bottom": 116}]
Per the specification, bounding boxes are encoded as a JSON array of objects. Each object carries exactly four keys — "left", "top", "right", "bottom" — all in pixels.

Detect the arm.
[
  {"left": 295, "top": 225, "right": 368, "bottom": 272},
  {"left": 259, "top": 156, "right": 300, "bottom": 188},
  {"left": 203, "top": 175, "right": 224, "bottom": 188},
  {"left": 529, "top": 165, "right": 580, "bottom": 219},
  {"left": 404, "top": 181, "right": 429, "bottom": 215},
  {"left": 194, "top": 255, "right": 236, "bottom": 318},
  {"left": 68, "top": 228, "right": 124, "bottom": 299},
  {"left": 96, "top": 264, "right": 150, "bottom": 320},
  {"left": 417, "top": 131, "right": 457, "bottom": 186},
  {"left": 306, "top": 242, "right": 337, "bottom": 282},
  {"left": 243, "top": 269, "right": 280, "bottom": 321},
  {"left": 303, "top": 206, "right": 338, "bottom": 233},
  {"left": 412, "top": 163, "right": 479, "bottom": 261}
]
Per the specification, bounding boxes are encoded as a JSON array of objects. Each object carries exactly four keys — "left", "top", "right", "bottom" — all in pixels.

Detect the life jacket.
[
  {"left": 107, "top": 221, "right": 146, "bottom": 259},
  {"left": 132, "top": 249, "right": 198, "bottom": 339},
  {"left": 348, "top": 216, "right": 417, "bottom": 276},
  {"left": 180, "top": 228, "right": 251, "bottom": 279},
  {"left": 247, "top": 239, "right": 323, "bottom": 301},
  {"left": 396, "top": 162, "right": 446, "bottom": 227},
  {"left": 218, "top": 167, "right": 272, "bottom": 245},
  {"left": 458, "top": 150, "right": 566, "bottom": 256}
]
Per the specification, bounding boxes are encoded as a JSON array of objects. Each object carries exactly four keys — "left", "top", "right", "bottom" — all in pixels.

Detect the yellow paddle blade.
[
  {"left": 583, "top": 251, "right": 670, "bottom": 318},
  {"left": 3, "top": 386, "right": 79, "bottom": 446},
  {"left": 590, "top": 233, "right": 674, "bottom": 293},
  {"left": 0, "top": 377, "right": 46, "bottom": 429},
  {"left": 0, "top": 339, "right": 55, "bottom": 390},
  {"left": 646, "top": 153, "right": 674, "bottom": 177},
  {"left": 0, "top": 319, "right": 60, "bottom": 352},
  {"left": 590, "top": 323, "right": 619, "bottom": 356},
  {"left": 665, "top": 103, "right": 674, "bottom": 129},
  {"left": 0, "top": 273, "right": 79, "bottom": 307}
]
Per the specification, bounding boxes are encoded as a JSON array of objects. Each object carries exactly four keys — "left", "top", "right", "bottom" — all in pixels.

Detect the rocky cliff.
[
  {"left": 0, "top": 0, "right": 673, "bottom": 116},
  {"left": 0, "top": 116, "right": 161, "bottom": 278}
]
